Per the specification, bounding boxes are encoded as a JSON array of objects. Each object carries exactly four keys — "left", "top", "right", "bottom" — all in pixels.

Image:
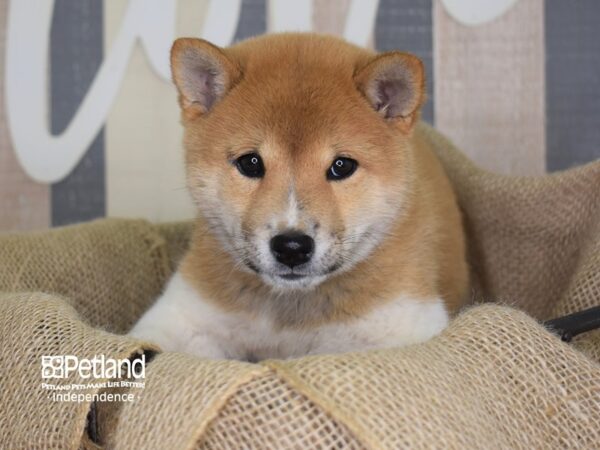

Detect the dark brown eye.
[
  {"left": 327, "top": 157, "right": 358, "bottom": 181},
  {"left": 236, "top": 153, "right": 265, "bottom": 178}
]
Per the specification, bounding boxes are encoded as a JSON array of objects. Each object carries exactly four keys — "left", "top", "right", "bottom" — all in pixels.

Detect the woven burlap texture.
[
  {"left": 0, "top": 219, "right": 172, "bottom": 333},
  {"left": 0, "top": 125, "right": 598, "bottom": 449},
  {"left": 0, "top": 293, "right": 156, "bottom": 449}
]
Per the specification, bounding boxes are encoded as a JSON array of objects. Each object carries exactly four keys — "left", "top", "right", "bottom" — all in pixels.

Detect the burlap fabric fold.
[
  {"left": 0, "top": 293, "right": 156, "bottom": 449},
  {"left": 1, "top": 126, "right": 598, "bottom": 449},
  {"left": 0, "top": 219, "right": 171, "bottom": 333},
  {"left": 421, "top": 123, "right": 600, "bottom": 361}
]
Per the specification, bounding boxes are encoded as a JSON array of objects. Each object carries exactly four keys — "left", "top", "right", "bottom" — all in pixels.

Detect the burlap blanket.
[{"left": 1, "top": 125, "right": 598, "bottom": 449}]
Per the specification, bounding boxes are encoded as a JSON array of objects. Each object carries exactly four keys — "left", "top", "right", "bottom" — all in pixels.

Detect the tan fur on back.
[{"left": 177, "top": 33, "right": 468, "bottom": 328}]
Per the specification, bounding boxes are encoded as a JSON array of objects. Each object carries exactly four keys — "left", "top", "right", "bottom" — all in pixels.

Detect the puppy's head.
[{"left": 171, "top": 34, "right": 425, "bottom": 290}]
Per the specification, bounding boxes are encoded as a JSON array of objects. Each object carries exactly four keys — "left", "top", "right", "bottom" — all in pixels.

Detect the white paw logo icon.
[{"left": 41, "top": 356, "right": 64, "bottom": 379}]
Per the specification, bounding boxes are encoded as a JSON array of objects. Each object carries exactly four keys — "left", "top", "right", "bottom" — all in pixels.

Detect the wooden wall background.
[
  {"left": 1, "top": 0, "right": 599, "bottom": 231},
  {"left": 0, "top": 0, "right": 50, "bottom": 230}
]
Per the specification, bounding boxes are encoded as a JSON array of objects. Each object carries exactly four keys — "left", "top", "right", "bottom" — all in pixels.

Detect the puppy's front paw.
[
  {"left": 130, "top": 325, "right": 228, "bottom": 360},
  {"left": 185, "top": 334, "right": 229, "bottom": 360},
  {"left": 128, "top": 325, "right": 181, "bottom": 352}
]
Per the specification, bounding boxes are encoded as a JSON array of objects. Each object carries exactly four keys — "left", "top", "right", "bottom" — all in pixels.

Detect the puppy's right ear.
[{"left": 171, "top": 38, "right": 241, "bottom": 120}]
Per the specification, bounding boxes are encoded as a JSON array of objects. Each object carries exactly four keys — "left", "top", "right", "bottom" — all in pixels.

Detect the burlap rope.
[{"left": 1, "top": 125, "right": 598, "bottom": 449}]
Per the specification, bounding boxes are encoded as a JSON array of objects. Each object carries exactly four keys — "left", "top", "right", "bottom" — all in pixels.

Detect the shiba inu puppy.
[{"left": 131, "top": 33, "right": 468, "bottom": 360}]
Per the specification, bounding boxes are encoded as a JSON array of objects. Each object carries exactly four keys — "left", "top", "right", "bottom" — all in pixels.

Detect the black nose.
[{"left": 270, "top": 232, "right": 314, "bottom": 268}]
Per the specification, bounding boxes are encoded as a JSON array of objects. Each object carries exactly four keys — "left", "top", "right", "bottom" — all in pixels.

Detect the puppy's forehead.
[
  {"left": 228, "top": 37, "right": 371, "bottom": 126},
  {"left": 210, "top": 35, "right": 393, "bottom": 158},
  {"left": 229, "top": 34, "right": 369, "bottom": 79}
]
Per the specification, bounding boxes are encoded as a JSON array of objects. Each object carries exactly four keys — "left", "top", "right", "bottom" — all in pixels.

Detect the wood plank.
[
  {"left": 434, "top": 0, "right": 545, "bottom": 175},
  {"left": 376, "top": 0, "right": 434, "bottom": 123},
  {"left": 545, "top": 0, "right": 600, "bottom": 171},
  {"left": 104, "top": 0, "right": 207, "bottom": 223},
  {"left": 313, "top": 0, "right": 352, "bottom": 36},
  {"left": 313, "top": 0, "right": 377, "bottom": 49},
  {"left": 234, "top": 0, "right": 266, "bottom": 42},
  {"left": 0, "top": 0, "right": 50, "bottom": 231},
  {"left": 50, "top": 0, "right": 105, "bottom": 226}
]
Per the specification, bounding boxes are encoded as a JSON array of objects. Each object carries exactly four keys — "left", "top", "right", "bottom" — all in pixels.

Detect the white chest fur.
[{"left": 130, "top": 272, "right": 449, "bottom": 360}]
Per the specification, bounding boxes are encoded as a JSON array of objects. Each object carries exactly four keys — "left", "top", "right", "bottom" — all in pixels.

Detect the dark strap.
[{"left": 544, "top": 306, "right": 600, "bottom": 342}]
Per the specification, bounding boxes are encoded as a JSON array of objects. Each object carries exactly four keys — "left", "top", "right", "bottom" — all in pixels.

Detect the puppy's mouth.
[
  {"left": 252, "top": 267, "right": 336, "bottom": 290},
  {"left": 277, "top": 273, "right": 307, "bottom": 280},
  {"left": 268, "top": 270, "right": 320, "bottom": 290},
  {"left": 244, "top": 262, "right": 312, "bottom": 282},
  {"left": 276, "top": 263, "right": 340, "bottom": 280},
  {"left": 245, "top": 259, "right": 341, "bottom": 278},
  {"left": 242, "top": 249, "right": 342, "bottom": 288},
  {"left": 243, "top": 261, "right": 310, "bottom": 280}
]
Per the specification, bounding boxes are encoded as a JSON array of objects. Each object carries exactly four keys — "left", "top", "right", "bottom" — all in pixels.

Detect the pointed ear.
[
  {"left": 170, "top": 38, "right": 241, "bottom": 119},
  {"left": 354, "top": 51, "right": 425, "bottom": 131}
]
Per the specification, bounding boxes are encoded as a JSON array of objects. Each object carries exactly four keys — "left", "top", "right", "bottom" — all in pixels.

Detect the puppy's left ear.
[
  {"left": 355, "top": 52, "right": 425, "bottom": 132},
  {"left": 171, "top": 38, "right": 242, "bottom": 120}
]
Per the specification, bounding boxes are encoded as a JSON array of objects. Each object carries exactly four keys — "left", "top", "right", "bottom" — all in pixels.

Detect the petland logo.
[{"left": 41, "top": 355, "right": 145, "bottom": 380}]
